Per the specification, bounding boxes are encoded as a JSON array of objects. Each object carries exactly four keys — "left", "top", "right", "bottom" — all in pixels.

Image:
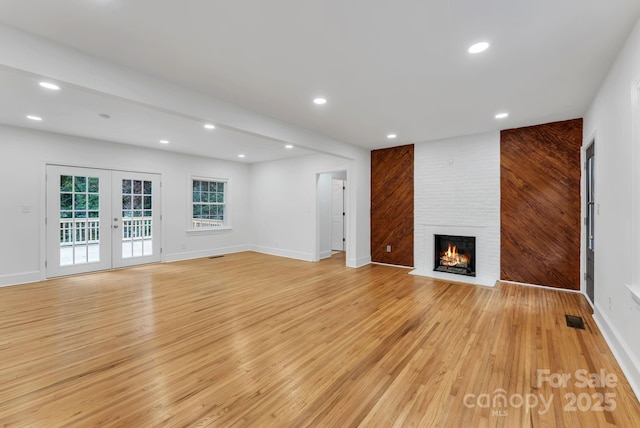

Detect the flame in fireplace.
[{"left": 440, "top": 243, "right": 470, "bottom": 267}]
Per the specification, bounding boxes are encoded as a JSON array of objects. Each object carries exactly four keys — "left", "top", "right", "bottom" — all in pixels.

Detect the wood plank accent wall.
[
  {"left": 500, "top": 119, "right": 583, "bottom": 290},
  {"left": 371, "top": 145, "right": 414, "bottom": 266}
]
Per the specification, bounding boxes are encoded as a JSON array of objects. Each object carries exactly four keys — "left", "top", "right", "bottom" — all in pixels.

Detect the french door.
[{"left": 46, "top": 165, "right": 161, "bottom": 278}]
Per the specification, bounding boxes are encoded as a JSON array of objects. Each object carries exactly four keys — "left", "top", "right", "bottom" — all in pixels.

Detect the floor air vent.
[{"left": 565, "top": 315, "right": 585, "bottom": 330}]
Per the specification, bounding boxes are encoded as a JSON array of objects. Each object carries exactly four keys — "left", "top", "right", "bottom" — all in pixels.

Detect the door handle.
[
  {"left": 114, "top": 225, "right": 119, "bottom": 229},
  {"left": 114, "top": 218, "right": 119, "bottom": 221}
]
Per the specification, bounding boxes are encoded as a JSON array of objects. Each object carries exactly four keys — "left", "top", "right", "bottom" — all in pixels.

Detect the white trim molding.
[
  {"left": 252, "top": 246, "right": 314, "bottom": 262},
  {"left": 164, "top": 245, "right": 251, "bottom": 263},
  {"left": 0, "top": 271, "right": 42, "bottom": 288},
  {"left": 593, "top": 303, "right": 640, "bottom": 402}
]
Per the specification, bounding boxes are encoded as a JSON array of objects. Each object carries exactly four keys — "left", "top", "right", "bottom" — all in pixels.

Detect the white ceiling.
[
  {"left": 0, "top": 0, "right": 639, "bottom": 153},
  {"left": 0, "top": 67, "right": 316, "bottom": 163}
]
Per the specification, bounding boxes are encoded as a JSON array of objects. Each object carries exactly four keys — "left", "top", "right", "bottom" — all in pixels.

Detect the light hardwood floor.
[{"left": 0, "top": 252, "right": 638, "bottom": 427}]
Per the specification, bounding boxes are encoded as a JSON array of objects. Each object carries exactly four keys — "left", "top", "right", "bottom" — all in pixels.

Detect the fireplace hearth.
[{"left": 434, "top": 234, "right": 476, "bottom": 277}]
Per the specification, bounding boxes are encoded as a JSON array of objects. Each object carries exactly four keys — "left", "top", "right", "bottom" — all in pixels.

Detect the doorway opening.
[
  {"left": 316, "top": 170, "right": 348, "bottom": 265},
  {"left": 46, "top": 165, "right": 162, "bottom": 278},
  {"left": 585, "top": 142, "right": 595, "bottom": 304}
]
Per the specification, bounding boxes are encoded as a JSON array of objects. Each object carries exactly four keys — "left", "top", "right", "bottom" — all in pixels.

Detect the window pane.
[
  {"left": 122, "top": 195, "right": 132, "bottom": 210},
  {"left": 60, "top": 176, "right": 73, "bottom": 192},
  {"left": 74, "top": 194, "right": 86, "bottom": 210},
  {"left": 133, "top": 180, "right": 142, "bottom": 194},
  {"left": 144, "top": 210, "right": 152, "bottom": 217},
  {"left": 89, "top": 211, "right": 99, "bottom": 218},
  {"left": 133, "top": 195, "right": 142, "bottom": 210},
  {"left": 144, "top": 181, "right": 152, "bottom": 195},
  {"left": 61, "top": 193, "right": 73, "bottom": 210},
  {"left": 216, "top": 192, "right": 224, "bottom": 203},
  {"left": 122, "top": 180, "right": 132, "bottom": 194},
  {"left": 193, "top": 204, "right": 202, "bottom": 218},
  {"left": 133, "top": 210, "right": 143, "bottom": 217},
  {"left": 61, "top": 211, "right": 73, "bottom": 219},
  {"left": 74, "top": 176, "right": 87, "bottom": 193},
  {"left": 88, "top": 177, "right": 99, "bottom": 193},
  {"left": 88, "top": 194, "right": 99, "bottom": 210},
  {"left": 144, "top": 196, "right": 152, "bottom": 210},
  {"left": 75, "top": 210, "right": 87, "bottom": 219}
]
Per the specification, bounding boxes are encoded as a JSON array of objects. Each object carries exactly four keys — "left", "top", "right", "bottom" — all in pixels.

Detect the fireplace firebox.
[{"left": 434, "top": 234, "right": 476, "bottom": 277}]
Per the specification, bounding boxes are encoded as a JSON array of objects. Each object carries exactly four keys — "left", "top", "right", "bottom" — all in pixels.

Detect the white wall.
[
  {"left": 0, "top": 125, "right": 252, "bottom": 286},
  {"left": 583, "top": 17, "right": 640, "bottom": 398},
  {"left": 412, "top": 132, "right": 501, "bottom": 286},
  {"left": 250, "top": 154, "right": 363, "bottom": 264}
]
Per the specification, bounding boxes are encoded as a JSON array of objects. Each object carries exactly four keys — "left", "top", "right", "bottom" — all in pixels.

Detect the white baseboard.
[
  {"left": 500, "top": 279, "right": 583, "bottom": 294},
  {"left": 164, "top": 245, "right": 251, "bottom": 263},
  {"left": 252, "top": 246, "right": 313, "bottom": 262},
  {"left": 371, "top": 262, "right": 414, "bottom": 269},
  {"left": 593, "top": 303, "right": 640, "bottom": 402},
  {"left": 0, "top": 271, "right": 41, "bottom": 288},
  {"left": 348, "top": 255, "right": 371, "bottom": 268},
  {"left": 320, "top": 250, "right": 333, "bottom": 260}
]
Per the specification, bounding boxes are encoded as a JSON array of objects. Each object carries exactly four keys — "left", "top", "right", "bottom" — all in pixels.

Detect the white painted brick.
[{"left": 413, "top": 131, "right": 501, "bottom": 286}]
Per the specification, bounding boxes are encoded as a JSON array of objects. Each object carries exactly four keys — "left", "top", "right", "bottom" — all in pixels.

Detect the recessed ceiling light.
[
  {"left": 238, "top": 154, "right": 246, "bottom": 158},
  {"left": 285, "top": 144, "right": 294, "bottom": 149},
  {"left": 387, "top": 134, "right": 397, "bottom": 139},
  {"left": 26, "top": 115, "right": 42, "bottom": 121},
  {"left": 313, "top": 97, "right": 327, "bottom": 105},
  {"left": 495, "top": 112, "right": 509, "bottom": 119},
  {"left": 204, "top": 123, "right": 215, "bottom": 130},
  {"left": 468, "top": 42, "right": 490, "bottom": 54},
  {"left": 39, "top": 81, "right": 60, "bottom": 91},
  {"left": 159, "top": 140, "right": 170, "bottom": 144}
]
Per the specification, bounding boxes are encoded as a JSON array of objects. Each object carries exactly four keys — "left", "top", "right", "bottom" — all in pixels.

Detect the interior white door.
[
  {"left": 331, "top": 179, "right": 345, "bottom": 251},
  {"left": 46, "top": 165, "right": 112, "bottom": 277},
  {"left": 112, "top": 171, "right": 161, "bottom": 268},
  {"left": 46, "top": 166, "right": 162, "bottom": 277}
]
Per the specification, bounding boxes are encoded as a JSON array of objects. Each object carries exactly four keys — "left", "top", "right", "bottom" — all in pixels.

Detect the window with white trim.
[{"left": 190, "top": 177, "right": 228, "bottom": 230}]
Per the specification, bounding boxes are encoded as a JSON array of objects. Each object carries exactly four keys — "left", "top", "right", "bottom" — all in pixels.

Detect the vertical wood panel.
[
  {"left": 371, "top": 145, "right": 414, "bottom": 266},
  {"left": 501, "top": 119, "right": 583, "bottom": 290}
]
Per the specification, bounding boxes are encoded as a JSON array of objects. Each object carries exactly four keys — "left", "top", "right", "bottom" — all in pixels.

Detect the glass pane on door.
[
  {"left": 121, "top": 179, "right": 154, "bottom": 258},
  {"left": 59, "top": 175, "right": 101, "bottom": 266}
]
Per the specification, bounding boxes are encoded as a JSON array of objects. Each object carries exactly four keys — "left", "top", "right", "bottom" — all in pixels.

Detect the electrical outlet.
[{"left": 386, "top": 245, "right": 391, "bottom": 252}]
